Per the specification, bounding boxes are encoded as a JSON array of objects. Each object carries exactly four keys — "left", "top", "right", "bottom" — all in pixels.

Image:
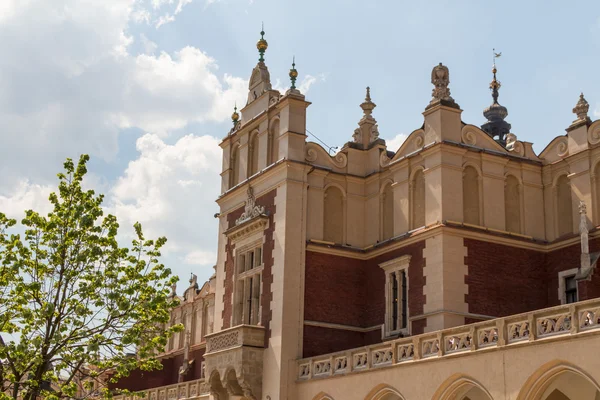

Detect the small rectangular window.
[{"left": 565, "top": 276, "right": 577, "bottom": 304}]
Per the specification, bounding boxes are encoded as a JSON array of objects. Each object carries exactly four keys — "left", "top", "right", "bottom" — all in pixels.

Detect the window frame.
[
  {"left": 558, "top": 268, "right": 579, "bottom": 305},
  {"left": 379, "top": 255, "right": 411, "bottom": 338},
  {"left": 233, "top": 238, "right": 264, "bottom": 326}
]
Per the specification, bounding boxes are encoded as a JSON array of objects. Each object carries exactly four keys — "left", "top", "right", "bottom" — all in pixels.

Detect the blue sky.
[{"left": 0, "top": 0, "right": 599, "bottom": 288}]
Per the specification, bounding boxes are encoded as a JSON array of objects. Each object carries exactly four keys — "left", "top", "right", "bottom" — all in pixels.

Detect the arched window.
[
  {"left": 230, "top": 145, "right": 239, "bottom": 188},
  {"left": 382, "top": 183, "right": 394, "bottom": 240},
  {"left": 505, "top": 175, "right": 521, "bottom": 233},
  {"left": 411, "top": 169, "right": 425, "bottom": 229},
  {"left": 323, "top": 186, "right": 344, "bottom": 244},
  {"left": 248, "top": 133, "right": 259, "bottom": 177},
  {"left": 595, "top": 163, "right": 600, "bottom": 225},
  {"left": 201, "top": 303, "right": 209, "bottom": 341},
  {"left": 270, "top": 119, "right": 280, "bottom": 164},
  {"left": 556, "top": 175, "right": 573, "bottom": 237},
  {"left": 463, "top": 166, "right": 480, "bottom": 225}
]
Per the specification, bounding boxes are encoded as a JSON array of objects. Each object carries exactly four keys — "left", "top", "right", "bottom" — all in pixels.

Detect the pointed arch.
[
  {"left": 505, "top": 174, "right": 522, "bottom": 233},
  {"left": 364, "top": 383, "right": 406, "bottom": 400},
  {"left": 270, "top": 117, "right": 280, "bottom": 164},
  {"left": 312, "top": 392, "right": 334, "bottom": 400},
  {"left": 462, "top": 164, "right": 482, "bottom": 226},
  {"left": 410, "top": 167, "right": 426, "bottom": 230},
  {"left": 248, "top": 130, "right": 260, "bottom": 177},
  {"left": 381, "top": 179, "right": 395, "bottom": 241},
  {"left": 230, "top": 143, "right": 240, "bottom": 188},
  {"left": 517, "top": 360, "right": 600, "bottom": 400},
  {"left": 554, "top": 174, "right": 573, "bottom": 238},
  {"left": 431, "top": 374, "right": 493, "bottom": 400},
  {"left": 323, "top": 183, "right": 346, "bottom": 244}
]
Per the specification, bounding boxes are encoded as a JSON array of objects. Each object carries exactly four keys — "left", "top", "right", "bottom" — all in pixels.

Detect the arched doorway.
[
  {"left": 364, "top": 384, "right": 406, "bottom": 400},
  {"left": 432, "top": 374, "right": 493, "bottom": 400},
  {"left": 518, "top": 360, "right": 600, "bottom": 400}
]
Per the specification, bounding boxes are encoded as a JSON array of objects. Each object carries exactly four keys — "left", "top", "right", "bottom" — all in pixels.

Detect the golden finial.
[
  {"left": 231, "top": 104, "right": 239, "bottom": 126},
  {"left": 289, "top": 56, "right": 298, "bottom": 89},
  {"left": 256, "top": 23, "right": 268, "bottom": 62}
]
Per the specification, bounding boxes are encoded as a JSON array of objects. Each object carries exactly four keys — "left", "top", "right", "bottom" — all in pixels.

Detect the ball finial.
[
  {"left": 256, "top": 24, "right": 268, "bottom": 62},
  {"left": 289, "top": 56, "right": 298, "bottom": 90},
  {"left": 231, "top": 104, "right": 239, "bottom": 126}
]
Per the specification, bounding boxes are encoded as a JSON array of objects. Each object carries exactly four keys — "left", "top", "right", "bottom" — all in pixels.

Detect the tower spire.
[{"left": 481, "top": 49, "right": 511, "bottom": 147}]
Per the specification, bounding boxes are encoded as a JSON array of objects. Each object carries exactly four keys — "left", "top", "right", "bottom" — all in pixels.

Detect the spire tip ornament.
[
  {"left": 231, "top": 104, "right": 239, "bottom": 127},
  {"left": 481, "top": 50, "right": 511, "bottom": 147},
  {"left": 256, "top": 24, "right": 268, "bottom": 62},
  {"left": 289, "top": 56, "right": 298, "bottom": 90}
]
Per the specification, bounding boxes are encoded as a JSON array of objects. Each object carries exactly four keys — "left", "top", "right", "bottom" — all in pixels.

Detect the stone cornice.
[
  {"left": 306, "top": 222, "right": 600, "bottom": 259},
  {"left": 224, "top": 216, "right": 269, "bottom": 243}
]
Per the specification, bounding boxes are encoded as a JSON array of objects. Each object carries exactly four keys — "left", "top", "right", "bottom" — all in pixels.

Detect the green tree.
[{"left": 0, "top": 155, "right": 181, "bottom": 400}]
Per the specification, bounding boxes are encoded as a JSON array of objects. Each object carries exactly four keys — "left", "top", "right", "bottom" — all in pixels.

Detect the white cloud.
[
  {"left": 0, "top": 181, "right": 54, "bottom": 219},
  {"left": 140, "top": 34, "right": 158, "bottom": 55},
  {"left": 184, "top": 250, "right": 217, "bottom": 266},
  {"left": 0, "top": 0, "right": 243, "bottom": 284},
  {"left": 156, "top": 13, "right": 175, "bottom": 28},
  {"left": 273, "top": 74, "right": 324, "bottom": 95},
  {"left": 0, "top": 0, "right": 246, "bottom": 191},
  {"left": 108, "top": 133, "right": 221, "bottom": 275},
  {"left": 385, "top": 133, "right": 408, "bottom": 152}
]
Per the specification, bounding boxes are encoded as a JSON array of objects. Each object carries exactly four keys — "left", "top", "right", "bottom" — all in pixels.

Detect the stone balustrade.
[
  {"left": 297, "top": 298, "right": 600, "bottom": 381},
  {"left": 204, "top": 324, "right": 265, "bottom": 354},
  {"left": 112, "top": 378, "right": 209, "bottom": 400}
]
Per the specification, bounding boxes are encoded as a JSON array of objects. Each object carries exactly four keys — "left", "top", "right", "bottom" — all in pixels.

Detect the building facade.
[{"left": 112, "top": 32, "right": 600, "bottom": 400}]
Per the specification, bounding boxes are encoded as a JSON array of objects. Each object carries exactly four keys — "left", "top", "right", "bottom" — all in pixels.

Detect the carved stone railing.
[
  {"left": 297, "top": 298, "right": 600, "bottom": 381},
  {"left": 205, "top": 324, "right": 265, "bottom": 353},
  {"left": 112, "top": 378, "right": 209, "bottom": 400}
]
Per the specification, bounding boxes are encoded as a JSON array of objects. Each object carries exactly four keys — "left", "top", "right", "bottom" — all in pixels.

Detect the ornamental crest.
[
  {"left": 430, "top": 63, "right": 453, "bottom": 102},
  {"left": 235, "top": 187, "right": 266, "bottom": 225}
]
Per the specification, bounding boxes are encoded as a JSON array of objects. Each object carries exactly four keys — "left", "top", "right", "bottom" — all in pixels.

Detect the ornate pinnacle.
[
  {"left": 360, "top": 86, "right": 376, "bottom": 116},
  {"left": 256, "top": 24, "right": 268, "bottom": 62},
  {"left": 231, "top": 104, "right": 239, "bottom": 126},
  {"left": 573, "top": 93, "right": 590, "bottom": 121},
  {"left": 289, "top": 56, "right": 298, "bottom": 90}
]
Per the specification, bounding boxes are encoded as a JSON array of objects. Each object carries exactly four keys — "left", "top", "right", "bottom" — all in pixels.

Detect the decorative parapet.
[
  {"left": 297, "top": 298, "right": 600, "bottom": 382},
  {"left": 112, "top": 378, "right": 209, "bottom": 400},
  {"left": 205, "top": 324, "right": 266, "bottom": 354}
]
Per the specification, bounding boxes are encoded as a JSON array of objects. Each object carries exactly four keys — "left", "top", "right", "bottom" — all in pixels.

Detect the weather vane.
[{"left": 493, "top": 48, "right": 502, "bottom": 64}]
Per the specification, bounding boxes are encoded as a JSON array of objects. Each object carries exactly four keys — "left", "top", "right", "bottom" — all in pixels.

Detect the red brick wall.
[
  {"left": 464, "top": 238, "right": 547, "bottom": 317},
  {"left": 303, "top": 241, "right": 425, "bottom": 357},
  {"left": 545, "top": 237, "right": 600, "bottom": 306},
  {"left": 303, "top": 252, "right": 364, "bottom": 326},
  {"left": 109, "top": 348, "right": 205, "bottom": 391},
  {"left": 302, "top": 325, "right": 366, "bottom": 358},
  {"left": 222, "top": 189, "right": 276, "bottom": 345}
]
